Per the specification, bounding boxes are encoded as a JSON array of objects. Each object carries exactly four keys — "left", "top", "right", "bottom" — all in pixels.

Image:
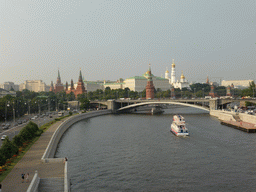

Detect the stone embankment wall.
[
  {"left": 210, "top": 110, "right": 256, "bottom": 124},
  {"left": 210, "top": 110, "right": 236, "bottom": 121},
  {"left": 42, "top": 110, "right": 112, "bottom": 162},
  {"left": 239, "top": 113, "right": 256, "bottom": 124}
]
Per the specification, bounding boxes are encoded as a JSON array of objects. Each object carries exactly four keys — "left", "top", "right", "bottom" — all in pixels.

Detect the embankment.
[{"left": 41, "top": 110, "right": 112, "bottom": 162}]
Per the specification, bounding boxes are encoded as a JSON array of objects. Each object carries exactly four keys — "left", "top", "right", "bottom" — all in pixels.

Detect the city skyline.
[{"left": 0, "top": 0, "right": 255, "bottom": 84}]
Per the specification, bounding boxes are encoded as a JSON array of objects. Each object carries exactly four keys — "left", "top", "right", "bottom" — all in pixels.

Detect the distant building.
[
  {"left": 0, "top": 88, "right": 16, "bottom": 98},
  {"left": 66, "top": 70, "right": 86, "bottom": 97},
  {"left": 145, "top": 64, "right": 155, "bottom": 99},
  {"left": 125, "top": 70, "right": 170, "bottom": 92},
  {"left": 221, "top": 80, "right": 253, "bottom": 89},
  {"left": 50, "top": 70, "right": 64, "bottom": 93},
  {"left": 165, "top": 59, "right": 190, "bottom": 89},
  {"left": 84, "top": 81, "right": 103, "bottom": 92},
  {"left": 103, "top": 78, "right": 125, "bottom": 90},
  {"left": 0, "top": 82, "right": 19, "bottom": 91},
  {"left": 19, "top": 80, "right": 49, "bottom": 92}
]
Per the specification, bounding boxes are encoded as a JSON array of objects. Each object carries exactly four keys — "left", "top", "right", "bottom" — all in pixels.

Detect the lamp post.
[
  {"left": 13, "top": 100, "right": 15, "bottom": 124},
  {"left": 5, "top": 101, "right": 9, "bottom": 123},
  {"left": 202, "top": 88, "right": 205, "bottom": 106}
]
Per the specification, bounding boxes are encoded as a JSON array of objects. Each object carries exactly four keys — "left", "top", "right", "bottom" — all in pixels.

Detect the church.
[{"left": 165, "top": 59, "right": 190, "bottom": 89}]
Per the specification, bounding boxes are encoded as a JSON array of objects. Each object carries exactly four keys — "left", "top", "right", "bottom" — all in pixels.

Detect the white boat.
[{"left": 170, "top": 115, "right": 189, "bottom": 136}]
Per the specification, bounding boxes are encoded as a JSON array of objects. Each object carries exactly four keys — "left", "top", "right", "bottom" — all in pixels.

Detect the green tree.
[
  {"left": 79, "top": 98, "right": 90, "bottom": 110},
  {"left": 1, "top": 136, "right": 18, "bottom": 159}
]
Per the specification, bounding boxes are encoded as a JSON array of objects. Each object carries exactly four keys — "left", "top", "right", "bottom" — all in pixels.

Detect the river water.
[{"left": 55, "top": 107, "right": 256, "bottom": 191}]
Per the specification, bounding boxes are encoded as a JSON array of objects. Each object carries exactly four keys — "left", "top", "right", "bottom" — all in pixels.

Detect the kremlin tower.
[
  {"left": 50, "top": 70, "right": 64, "bottom": 93},
  {"left": 206, "top": 76, "right": 209, "bottom": 84},
  {"left": 75, "top": 70, "right": 86, "bottom": 96},
  {"left": 145, "top": 64, "right": 155, "bottom": 99},
  {"left": 66, "top": 70, "right": 86, "bottom": 97},
  {"left": 208, "top": 84, "right": 218, "bottom": 98},
  {"left": 226, "top": 85, "right": 232, "bottom": 96}
]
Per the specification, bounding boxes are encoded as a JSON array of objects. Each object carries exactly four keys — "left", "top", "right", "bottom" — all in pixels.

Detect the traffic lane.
[{"left": 0, "top": 115, "right": 59, "bottom": 146}]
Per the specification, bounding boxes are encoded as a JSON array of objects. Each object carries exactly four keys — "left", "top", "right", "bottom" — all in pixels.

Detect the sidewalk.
[
  {"left": 1, "top": 120, "right": 65, "bottom": 192},
  {"left": 221, "top": 120, "right": 256, "bottom": 133}
]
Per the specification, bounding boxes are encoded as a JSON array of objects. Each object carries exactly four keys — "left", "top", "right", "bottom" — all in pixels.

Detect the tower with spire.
[
  {"left": 52, "top": 70, "right": 64, "bottom": 93},
  {"left": 146, "top": 64, "right": 155, "bottom": 99},
  {"left": 75, "top": 69, "right": 86, "bottom": 97}
]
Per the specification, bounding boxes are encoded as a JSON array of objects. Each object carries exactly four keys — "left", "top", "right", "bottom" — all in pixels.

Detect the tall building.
[
  {"left": 171, "top": 59, "right": 176, "bottom": 84},
  {"left": 221, "top": 80, "right": 253, "bottom": 89},
  {"left": 19, "top": 80, "right": 49, "bottom": 92},
  {"left": 0, "top": 82, "right": 19, "bottom": 91},
  {"left": 146, "top": 64, "right": 155, "bottom": 99},
  {"left": 165, "top": 59, "right": 190, "bottom": 89}
]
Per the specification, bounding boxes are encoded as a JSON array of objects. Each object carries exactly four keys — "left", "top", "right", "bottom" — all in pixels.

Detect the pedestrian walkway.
[
  {"left": 221, "top": 120, "right": 256, "bottom": 133},
  {"left": 1, "top": 120, "right": 65, "bottom": 192}
]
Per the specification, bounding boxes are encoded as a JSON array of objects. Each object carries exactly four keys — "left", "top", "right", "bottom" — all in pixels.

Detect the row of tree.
[{"left": 0, "top": 121, "right": 42, "bottom": 166}]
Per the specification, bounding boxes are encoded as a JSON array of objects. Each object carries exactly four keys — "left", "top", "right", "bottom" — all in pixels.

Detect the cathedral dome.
[
  {"left": 180, "top": 71, "right": 185, "bottom": 79},
  {"left": 171, "top": 59, "right": 175, "bottom": 68}
]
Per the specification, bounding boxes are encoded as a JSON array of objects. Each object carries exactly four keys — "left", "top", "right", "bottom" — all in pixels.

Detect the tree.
[
  {"left": 79, "top": 98, "right": 90, "bottom": 110},
  {"left": 1, "top": 136, "right": 18, "bottom": 159}
]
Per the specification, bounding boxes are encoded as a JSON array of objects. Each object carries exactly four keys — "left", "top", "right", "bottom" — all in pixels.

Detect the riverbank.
[
  {"left": 1, "top": 120, "right": 64, "bottom": 192},
  {"left": 210, "top": 110, "right": 256, "bottom": 132},
  {"left": 1, "top": 110, "right": 112, "bottom": 191}
]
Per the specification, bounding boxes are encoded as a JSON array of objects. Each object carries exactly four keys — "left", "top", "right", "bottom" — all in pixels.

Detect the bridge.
[{"left": 90, "top": 98, "right": 256, "bottom": 113}]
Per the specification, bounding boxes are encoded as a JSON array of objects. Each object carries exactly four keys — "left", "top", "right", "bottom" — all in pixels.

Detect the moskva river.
[{"left": 55, "top": 107, "right": 256, "bottom": 191}]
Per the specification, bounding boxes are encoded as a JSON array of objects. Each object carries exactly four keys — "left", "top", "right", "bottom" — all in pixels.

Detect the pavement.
[
  {"left": 1, "top": 120, "right": 65, "bottom": 192},
  {"left": 224, "top": 120, "right": 256, "bottom": 129}
]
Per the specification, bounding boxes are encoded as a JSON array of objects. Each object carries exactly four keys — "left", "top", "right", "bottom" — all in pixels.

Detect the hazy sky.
[{"left": 0, "top": 0, "right": 255, "bottom": 85}]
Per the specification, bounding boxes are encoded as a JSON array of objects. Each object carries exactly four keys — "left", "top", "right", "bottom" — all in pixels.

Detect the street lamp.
[
  {"left": 5, "top": 101, "right": 10, "bottom": 123},
  {"left": 202, "top": 88, "right": 205, "bottom": 106},
  {"left": 13, "top": 100, "right": 15, "bottom": 123}
]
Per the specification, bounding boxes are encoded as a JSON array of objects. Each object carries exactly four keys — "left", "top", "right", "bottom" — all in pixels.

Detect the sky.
[{"left": 0, "top": 0, "right": 256, "bottom": 85}]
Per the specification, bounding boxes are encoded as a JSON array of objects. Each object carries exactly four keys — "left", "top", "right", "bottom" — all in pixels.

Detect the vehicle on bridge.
[{"left": 170, "top": 115, "right": 189, "bottom": 136}]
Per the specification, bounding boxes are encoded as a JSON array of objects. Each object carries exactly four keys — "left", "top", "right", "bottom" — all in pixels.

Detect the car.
[
  {"left": 13, "top": 122, "right": 18, "bottom": 127},
  {"left": 3, "top": 126, "right": 9, "bottom": 130},
  {"left": 31, "top": 116, "right": 37, "bottom": 120},
  {"left": 1, "top": 123, "right": 6, "bottom": 127},
  {"left": 1, "top": 135, "right": 7, "bottom": 141},
  {"left": 17, "top": 120, "right": 22, "bottom": 124}
]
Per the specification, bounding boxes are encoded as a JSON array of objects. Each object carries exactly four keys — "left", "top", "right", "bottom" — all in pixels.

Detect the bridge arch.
[{"left": 117, "top": 101, "right": 209, "bottom": 112}]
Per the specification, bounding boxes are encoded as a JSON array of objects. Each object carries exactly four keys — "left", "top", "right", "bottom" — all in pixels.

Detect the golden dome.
[
  {"left": 181, "top": 71, "right": 185, "bottom": 79},
  {"left": 165, "top": 67, "right": 169, "bottom": 73},
  {"left": 172, "top": 59, "right": 175, "bottom": 68}
]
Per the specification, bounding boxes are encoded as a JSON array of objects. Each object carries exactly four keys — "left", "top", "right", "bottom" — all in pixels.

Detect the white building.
[
  {"left": 124, "top": 71, "right": 170, "bottom": 92},
  {"left": 84, "top": 81, "right": 104, "bottom": 92},
  {"left": 165, "top": 59, "right": 190, "bottom": 89},
  {"left": 19, "top": 80, "right": 50, "bottom": 92},
  {"left": 0, "top": 88, "right": 16, "bottom": 98},
  {"left": 0, "top": 82, "right": 19, "bottom": 91},
  {"left": 221, "top": 80, "right": 253, "bottom": 89}
]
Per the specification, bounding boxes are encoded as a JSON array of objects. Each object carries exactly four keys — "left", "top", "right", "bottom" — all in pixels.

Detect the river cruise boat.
[{"left": 170, "top": 115, "right": 189, "bottom": 136}]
